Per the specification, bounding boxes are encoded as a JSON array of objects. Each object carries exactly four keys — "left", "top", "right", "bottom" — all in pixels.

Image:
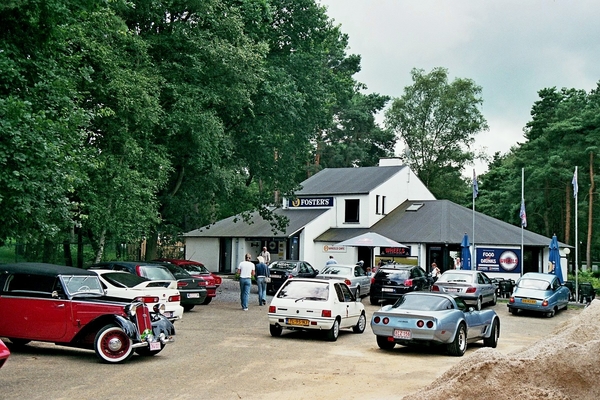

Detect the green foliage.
[{"left": 384, "top": 67, "right": 488, "bottom": 199}]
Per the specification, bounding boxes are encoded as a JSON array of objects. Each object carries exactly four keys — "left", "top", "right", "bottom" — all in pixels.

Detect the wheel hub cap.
[{"left": 108, "top": 337, "right": 123, "bottom": 351}]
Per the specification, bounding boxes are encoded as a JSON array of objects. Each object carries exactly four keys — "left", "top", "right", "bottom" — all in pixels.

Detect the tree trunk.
[
  {"left": 145, "top": 230, "right": 159, "bottom": 261},
  {"left": 63, "top": 239, "right": 73, "bottom": 266},
  {"left": 93, "top": 228, "right": 107, "bottom": 264},
  {"left": 77, "top": 229, "right": 84, "bottom": 268},
  {"left": 586, "top": 152, "right": 594, "bottom": 271}
]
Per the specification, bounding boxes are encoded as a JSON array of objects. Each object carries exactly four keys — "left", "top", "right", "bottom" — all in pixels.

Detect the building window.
[
  {"left": 376, "top": 195, "right": 380, "bottom": 215},
  {"left": 382, "top": 196, "right": 386, "bottom": 215},
  {"left": 345, "top": 199, "right": 360, "bottom": 223}
]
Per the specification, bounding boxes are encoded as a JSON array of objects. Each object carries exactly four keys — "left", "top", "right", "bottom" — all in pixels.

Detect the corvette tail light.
[
  {"left": 168, "top": 295, "right": 180, "bottom": 302},
  {"left": 466, "top": 287, "right": 477, "bottom": 293},
  {"left": 373, "top": 316, "right": 381, "bottom": 324},
  {"left": 177, "top": 281, "right": 188, "bottom": 288},
  {"left": 268, "top": 306, "right": 276, "bottom": 313},
  {"left": 404, "top": 279, "right": 413, "bottom": 287},
  {"left": 382, "top": 317, "right": 389, "bottom": 325},
  {"left": 509, "top": 297, "right": 515, "bottom": 303},
  {"left": 426, "top": 321, "right": 434, "bottom": 328},
  {"left": 417, "top": 320, "right": 424, "bottom": 327},
  {"left": 344, "top": 279, "right": 352, "bottom": 286},
  {"left": 542, "top": 299, "right": 549, "bottom": 307},
  {"left": 321, "top": 310, "right": 332, "bottom": 317},
  {"left": 431, "top": 285, "right": 440, "bottom": 292},
  {"left": 134, "top": 296, "right": 159, "bottom": 304}
]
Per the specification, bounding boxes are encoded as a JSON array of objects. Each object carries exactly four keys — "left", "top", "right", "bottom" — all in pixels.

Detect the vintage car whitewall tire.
[{"left": 94, "top": 324, "right": 133, "bottom": 363}]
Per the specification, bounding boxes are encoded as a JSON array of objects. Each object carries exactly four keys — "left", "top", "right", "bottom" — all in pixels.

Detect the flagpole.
[
  {"left": 472, "top": 169, "right": 477, "bottom": 271},
  {"left": 521, "top": 168, "right": 524, "bottom": 277},
  {"left": 574, "top": 166, "right": 578, "bottom": 302}
]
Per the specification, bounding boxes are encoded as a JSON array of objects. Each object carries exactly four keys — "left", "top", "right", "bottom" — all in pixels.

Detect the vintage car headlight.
[
  {"left": 153, "top": 303, "right": 166, "bottom": 315},
  {"left": 125, "top": 302, "right": 142, "bottom": 317}
]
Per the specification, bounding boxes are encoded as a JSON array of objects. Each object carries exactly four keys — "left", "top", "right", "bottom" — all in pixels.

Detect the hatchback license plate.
[
  {"left": 187, "top": 293, "right": 200, "bottom": 298},
  {"left": 287, "top": 318, "right": 309, "bottom": 326},
  {"left": 393, "top": 329, "right": 411, "bottom": 339},
  {"left": 522, "top": 298, "right": 537, "bottom": 304}
]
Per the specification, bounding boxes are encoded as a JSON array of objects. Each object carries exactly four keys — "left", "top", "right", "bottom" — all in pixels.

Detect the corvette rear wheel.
[
  {"left": 94, "top": 324, "right": 133, "bottom": 363},
  {"left": 376, "top": 335, "right": 395, "bottom": 350},
  {"left": 483, "top": 319, "right": 499, "bottom": 348},
  {"left": 447, "top": 323, "right": 467, "bottom": 356}
]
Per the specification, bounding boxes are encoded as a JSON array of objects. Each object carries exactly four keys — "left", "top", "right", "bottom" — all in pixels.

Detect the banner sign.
[
  {"left": 323, "top": 245, "right": 346, "bottom": 253},
  {"left": 380, "top": 247, "right": 411, "bottom": 257},
  {"left": 288, "top": 197, "right": 334, "bottom": 208},
  {"left": 476, "top": 248, "right": 521, "bottom": 273}
]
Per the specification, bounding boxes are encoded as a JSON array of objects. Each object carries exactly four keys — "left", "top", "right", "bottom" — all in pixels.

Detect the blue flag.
[
  {"left": 520, "top": 200, "right": 527, "bottom": 228},
  {"left": 473, "top": 169, "right": 478, "bottom": 198},
  {"left": 572, "top": 169, "right": 578, "bottom": 198}
]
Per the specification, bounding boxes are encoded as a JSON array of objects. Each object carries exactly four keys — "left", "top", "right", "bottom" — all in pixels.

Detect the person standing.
[
  {"left": 255, "top": 256, "right": 270, "bottom": 306},
  {"left": 325, "top": 255, "right": 337, "bottom": 266},
  {"left": 260, "top": 246, "right": 271, "bottom": 265},
  {"left": 237, "top": 253, "right": 255, "bottom": 311},
  {"left": 431, "top": 262, "right": 441, "bottom": 282}
]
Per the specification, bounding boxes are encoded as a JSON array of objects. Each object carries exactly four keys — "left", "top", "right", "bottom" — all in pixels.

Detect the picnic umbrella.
[
  {"left": 335, "top": 232, "right": 408, "bottom": 271},
  {"left": 549, "top": 234, "right": 563, "bottom": 284},
  {"left": 460, "top": 233, "right": 472, "bottom": 270}
]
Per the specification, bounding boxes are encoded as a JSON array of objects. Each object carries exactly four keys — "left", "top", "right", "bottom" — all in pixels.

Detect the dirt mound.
[{"left": 405, "top": 300, "right": 600, "bottom": 400}]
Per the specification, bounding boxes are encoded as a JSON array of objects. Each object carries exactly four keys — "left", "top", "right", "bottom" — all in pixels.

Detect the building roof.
[
  {"left": 314, "top": 200, "right": 563, "bottom": 247},
  {"left": 296, "top": 166, "right": 406, "bottom": 196},
  {"left": 184, "top": 208, "right": 329, "bottom": 238}
]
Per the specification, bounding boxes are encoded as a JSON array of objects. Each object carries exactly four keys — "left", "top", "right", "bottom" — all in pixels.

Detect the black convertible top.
[{"left": 0, "top": 263, "right": 95, "bottom": 277}]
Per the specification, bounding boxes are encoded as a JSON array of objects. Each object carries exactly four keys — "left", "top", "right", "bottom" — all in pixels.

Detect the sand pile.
[{"left": 405, "top": 300, "right": 600, "bottom": 400}]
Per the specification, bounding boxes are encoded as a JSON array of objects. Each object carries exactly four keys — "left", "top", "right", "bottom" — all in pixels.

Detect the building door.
[
  {"left": 219, "top": 238, "right": 232, "bottom": 273},
  {"left": 428, "top": 245, "right": 444, "bottom": 273}
]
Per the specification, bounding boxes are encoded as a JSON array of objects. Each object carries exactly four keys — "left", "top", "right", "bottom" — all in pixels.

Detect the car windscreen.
[
  {"left": 438, "top": 273, "right": 473, "bottom": 283},
  {"left": 320, "top": 266, "right": 352, "bottom": 276},
  {"left": 270, "top": 262, "right": 296, "bottom": 270},
  {"left": 183, "top": 264, "right": 209, "bottom": 274},
  {"left": 102, "top": 272, "right": 148, "bottom": 288},
  {"left": 61, "top": 275, "right": 104, "bottom": 296},
  {"left": 376, "top": 269, "right": 410, "bottom": 280},
  {"left": 139, "top": 266, "right": 176, "bottom": 281},
  {"left": 276, "top": 281, "right": 329, "bottom": 301},
  {"left": 392, "top": 294, "right": 451, "bottom": 311},
  {"left": 517, "top": 278, "right": 550, "bottom": 290}
]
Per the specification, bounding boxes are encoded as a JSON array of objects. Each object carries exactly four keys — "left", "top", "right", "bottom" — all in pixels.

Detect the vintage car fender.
[{"left": 151, "top": 313, "right": 176, "bottom": 340}]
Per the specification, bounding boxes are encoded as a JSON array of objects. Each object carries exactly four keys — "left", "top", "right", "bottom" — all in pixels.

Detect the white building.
[{"left": 184, "top": 159, "right": 568, "bottom": 282}]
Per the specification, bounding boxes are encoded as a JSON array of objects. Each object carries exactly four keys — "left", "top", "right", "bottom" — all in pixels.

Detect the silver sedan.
[
  {"left": 431, "top": 270, "right": 497, "bottom": 310},
  {"left": 316, "top": 264, "right": 371, "bottom": 298}
]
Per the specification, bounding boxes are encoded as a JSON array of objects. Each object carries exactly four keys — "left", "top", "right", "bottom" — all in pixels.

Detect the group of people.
[{"left": 236, "top": 247, "right": 271, "bottom": 310}]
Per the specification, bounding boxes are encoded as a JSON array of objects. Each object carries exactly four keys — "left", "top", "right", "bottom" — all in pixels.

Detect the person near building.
[
  {"left": 454, "top": 257, "right": 461, "bottom": 269},
  {"left": 236, "top": 253, "right": 255, "bottom": 311},
  {"left": 255, "top": 256, "right": 270, "bottom": 306},
  {"left": 260, "top": 246, "right": 271, "bottom": 265},
  {"left": 325, "top": 255, "right": 337, "bottom": 266},
  {"left": 431, "top": 262, "right": 441, "bottom": 282}
]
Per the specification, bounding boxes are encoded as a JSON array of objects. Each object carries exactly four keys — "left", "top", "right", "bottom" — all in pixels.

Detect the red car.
[
  {"left": 0, "top": 263, "right": 175, "bottom": 364},
  {"left": 0, "top": 339, "right": 9, "bottom": 369},
  {"left": 154, "top": 259, "right": 221, "bottom": 305}
]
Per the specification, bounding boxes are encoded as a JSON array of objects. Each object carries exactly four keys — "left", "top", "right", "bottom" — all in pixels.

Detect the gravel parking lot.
[{"left": 0, "top": 277, "right": 582, "bottom": 400}]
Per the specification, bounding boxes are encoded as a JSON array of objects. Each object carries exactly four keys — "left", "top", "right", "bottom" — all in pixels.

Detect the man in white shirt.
[
  {"left": 260, "top": 246, "right": 271, "bottom": 265},
  {"left": 237, "top": 253, "right": 255, "bottom": 310}
]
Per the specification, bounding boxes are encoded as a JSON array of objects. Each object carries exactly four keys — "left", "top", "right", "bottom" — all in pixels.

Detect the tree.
[{"left": 384, "top": 67, "right": 488, "bottom": 200}]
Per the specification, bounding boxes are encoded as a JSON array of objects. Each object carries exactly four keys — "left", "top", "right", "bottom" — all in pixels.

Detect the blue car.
[{"left": 507, "top": 272, "right": 570, "bottom": 318}]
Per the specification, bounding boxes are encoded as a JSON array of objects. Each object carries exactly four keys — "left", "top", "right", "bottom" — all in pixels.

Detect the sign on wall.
[
  {"left": 323, "top": 245, "right": 346, "bottom": 253},
  {"left": 380, "top": 247, "right": 411, "bottom": 257},
  {"left": 476, "top": 248, "right": 521, "bottom": 274},
  {"left": 287, "top": 197, "right": 334, "bottom": 208}
]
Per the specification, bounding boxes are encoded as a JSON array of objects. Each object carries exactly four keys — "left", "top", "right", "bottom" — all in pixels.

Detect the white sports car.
[
  {"left": 91, "top": 269, "right": 183, "bottom": 321},
  {"left": 268, "top": 278, "right": 366, "bottom": 341}
]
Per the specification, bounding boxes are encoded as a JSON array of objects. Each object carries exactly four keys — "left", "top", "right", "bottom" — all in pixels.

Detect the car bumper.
[
  {"left": 179, "top": 290, "right": 207, "bottom": 305},
  {"left": 268, "top": 314, "right": 335, "bottom": 331},
  {"left": 371, "top": 324, "right": 453, "bottom": 344},
  {"left": 507, "top": 298, "right": 553, "bottom": 312}
]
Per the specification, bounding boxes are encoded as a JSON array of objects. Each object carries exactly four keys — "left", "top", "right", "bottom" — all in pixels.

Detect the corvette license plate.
[
  {"left": 287, "top": 318, "right": 309, "bottom": 326},
  {"left": 150, "top": 341, "right": 161, "bottom": 351},
  {"left": 187, "top": 293, "right": 200, "bottom": 298},
  {"left": 393, "top": 329, "right": 412, "bottom": 339},
  {"left": 522, "top": 299, "right": 537, "bottom": 304}
]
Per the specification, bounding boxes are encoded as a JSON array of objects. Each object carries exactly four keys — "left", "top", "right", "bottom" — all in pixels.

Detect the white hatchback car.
[
  {"left": 268, "top": 278, "right": 366, "bottom": 341},
  {"left": 91, "top": 269, "right": 184, "bottom": 321}
]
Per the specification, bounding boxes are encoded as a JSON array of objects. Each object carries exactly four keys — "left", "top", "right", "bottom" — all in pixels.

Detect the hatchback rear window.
[{"left": 276, "top": 281, "right": 329, "bottom": 301}]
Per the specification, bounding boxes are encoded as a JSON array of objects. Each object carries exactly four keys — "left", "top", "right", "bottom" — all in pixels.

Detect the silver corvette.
[{"left": 370, "top": 292, "right": 500, "bottom": 356}]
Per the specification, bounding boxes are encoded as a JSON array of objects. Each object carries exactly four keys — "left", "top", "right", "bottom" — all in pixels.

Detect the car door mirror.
[
  {"left": 52, "top": 290, "right": 59, "bottom": 299},
  {"left": 468, "top": 307, "right": 475, "bottom": 313}
]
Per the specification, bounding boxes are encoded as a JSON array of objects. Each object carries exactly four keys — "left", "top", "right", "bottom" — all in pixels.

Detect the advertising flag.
[
  {"left": 572, "top": 168, "right": 578, "bottom": 198},
  {"left": 519, "top": 200, "right": 527, "bottom": 228},
  {"left": 473, "top": 169, "right": 478, "bottom": 198}
]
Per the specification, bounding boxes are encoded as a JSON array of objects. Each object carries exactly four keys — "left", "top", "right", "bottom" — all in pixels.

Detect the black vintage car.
[
  {"left": 369, "top": 264, "right": 429, "bottom": 305},
  {"left": 267, "top": 260, "right": 319, "bottom": 294}
]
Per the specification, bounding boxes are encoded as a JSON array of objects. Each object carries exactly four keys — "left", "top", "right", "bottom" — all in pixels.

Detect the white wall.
[{"left": 186, "top": 238, "right": 220, "bottom": 273}]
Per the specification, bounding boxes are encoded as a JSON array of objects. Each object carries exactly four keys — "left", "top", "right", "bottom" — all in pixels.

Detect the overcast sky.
[{"left": 318, "top": 0, "right": 600, "bottom": 174}]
